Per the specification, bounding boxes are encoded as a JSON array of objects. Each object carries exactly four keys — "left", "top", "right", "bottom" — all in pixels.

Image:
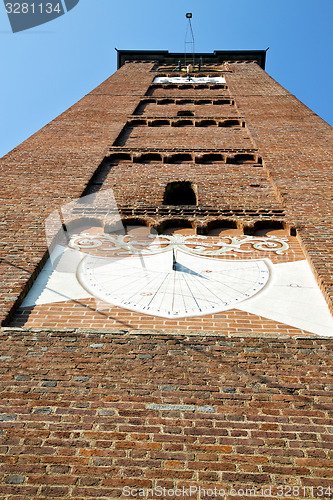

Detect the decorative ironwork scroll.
[{"left": 68, "top": 234, "right": 289, "bottom": 257}]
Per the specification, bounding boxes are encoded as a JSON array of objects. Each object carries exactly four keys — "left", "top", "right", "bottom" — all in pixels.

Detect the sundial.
[
  {"left": 77, "top": 246, "right": 271, "bottom": 319},
  {"left": 20, "top": 231, "right": 333, "bottom": 336}
]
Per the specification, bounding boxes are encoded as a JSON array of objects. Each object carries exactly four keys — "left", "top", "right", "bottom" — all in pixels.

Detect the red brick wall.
[{"left": 0, "top": 329, "right": 332, "bottom": 498}]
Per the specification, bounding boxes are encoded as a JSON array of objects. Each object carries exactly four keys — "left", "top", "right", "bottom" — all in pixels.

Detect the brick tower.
[{"left": 0, "top": 50, "right": 332, "bottom": 498}]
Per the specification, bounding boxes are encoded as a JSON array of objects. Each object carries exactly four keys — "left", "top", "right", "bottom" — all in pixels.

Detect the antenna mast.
[{"left": 184, "top": 13, "right": 195, "bottom": 69}]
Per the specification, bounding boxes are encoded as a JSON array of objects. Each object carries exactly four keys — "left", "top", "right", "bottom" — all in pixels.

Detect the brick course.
[{"left": 0, "top": 329, "right": 332, "bottom": 498}]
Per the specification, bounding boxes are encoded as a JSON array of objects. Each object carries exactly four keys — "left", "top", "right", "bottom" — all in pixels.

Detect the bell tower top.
[{"left": 116, "top": 49, "right": 267, "bottom": 70}]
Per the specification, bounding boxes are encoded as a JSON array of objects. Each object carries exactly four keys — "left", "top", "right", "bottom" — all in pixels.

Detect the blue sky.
[{"left": 0, "top": 0, "right": 332, "bottom": 158}]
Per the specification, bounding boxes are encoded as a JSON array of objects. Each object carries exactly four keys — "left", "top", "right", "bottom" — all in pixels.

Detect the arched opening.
[
  {"left": 156, "top": 219, "right": 195, "bottom": 235},
  {"left": 195, "top": 120, "right": 217, "bottom": 127},
  {"left": 172, "top": 120, "right": 193, "bottom": 127},
  {"left": 104, "top": 218, "right": 150, "bottom": 236},
  {"left": 149, "top": 119, "right": 170, "bottom": 127},
  {"left": 163, "top": 181, "right": 197, "bottom": 206},
  {"left": 219, "top": 119, "right": 242, "bottom": 128},
  {"left": 166, "top": 153, "right": 193, "bottom": 164},
  {"left": 252, "top": 220, "right": 286, "bottom": 237},
  {"left": 107, "top": 153, "right": 132, "bottom": 164},
  {"left": 157, "top": 99, "right": 174, "bottom": 105},
  {"left": 210, "top": 84, "right": 225, "bottom": 89},
  {"left": 122, "top": 219, "right": 157, "bottom": 239},
  {"left": 128, "top": 119, "right": 147, "bottom": 127},
  {"left": 213, "top": 99, "right": 231, "bottom": 105},
  {"left": 194, "top": 99, "right": 210, "bottom": 105},
  {"left": 133, "top": 153, "right": 163, "bottom": 163},
  {"left": 206, "top": 220, "right": 242, "bottom": 236},
  {"left": 226, "top": 154, "right": 257, "bottom": 164},
  {"left": 195, "top": 153, "right": 225, "bottom": 164},
  {"left": 177, "top": 110, "right": 194, "bottom": 117},
  {"left": 175, "top": 99, "right": 193, "bottom": 105}
]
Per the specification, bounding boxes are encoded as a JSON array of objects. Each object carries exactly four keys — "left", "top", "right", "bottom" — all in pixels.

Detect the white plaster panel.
[
  {"left": 21, "top": 246, "right": 90, "bottom": 307},
  {"left": 154, "top": 76, "right": 226, "bottom": 84},
  {"left": 239, "top": 260, "right": 333, "bottom": 337}
]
